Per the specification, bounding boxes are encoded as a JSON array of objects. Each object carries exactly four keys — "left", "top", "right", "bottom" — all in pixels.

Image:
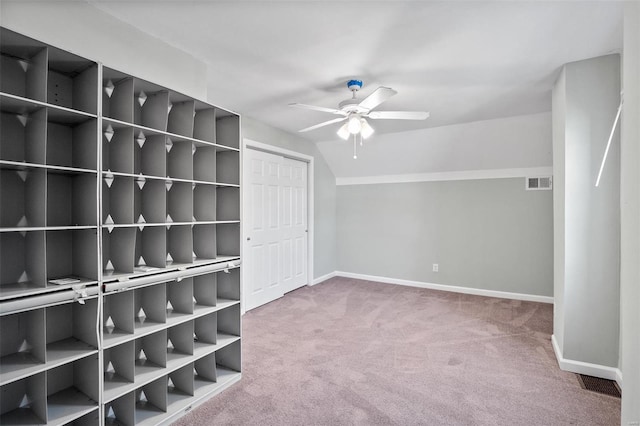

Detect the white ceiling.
[{"left": 88, "top": 0, "right": 622, "bottom": 144}]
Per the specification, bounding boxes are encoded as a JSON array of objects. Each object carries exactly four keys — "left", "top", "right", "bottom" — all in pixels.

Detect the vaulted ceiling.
[{"left": 88, "top": 0, "right": 622, "bottom": 145}]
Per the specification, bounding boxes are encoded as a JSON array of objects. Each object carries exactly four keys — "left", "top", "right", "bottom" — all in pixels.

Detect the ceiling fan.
[{"left": 289, "top": 79, "right": 429, "bottom": 158}]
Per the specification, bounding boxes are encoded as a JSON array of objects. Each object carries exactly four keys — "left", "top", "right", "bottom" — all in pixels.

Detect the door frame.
[{"left": 241, "top": 138, "right": 314, "bottom": 314}]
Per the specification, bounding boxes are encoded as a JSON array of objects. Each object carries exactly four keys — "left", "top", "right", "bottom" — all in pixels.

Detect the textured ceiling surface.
[{"left": 88, "top": 1, "right": 622, "bottom": 144}]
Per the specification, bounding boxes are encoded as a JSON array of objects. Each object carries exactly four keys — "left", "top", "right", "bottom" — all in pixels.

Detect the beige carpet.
[{"left": 174, "top": 277, "right": 620, "bottom": 425}]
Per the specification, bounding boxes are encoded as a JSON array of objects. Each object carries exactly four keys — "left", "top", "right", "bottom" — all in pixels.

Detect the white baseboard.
[
  {"left": 310, "top": 271, "right": 337, "bottom": 286},
  {"left": 333, "top": 271, "right": 554, "bottom": 304},
  {"left": 551, "top": 334, "right": 622, "bottom": 389}
]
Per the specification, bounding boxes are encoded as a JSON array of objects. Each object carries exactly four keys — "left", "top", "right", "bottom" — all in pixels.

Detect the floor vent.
[{"left": 577, "top": 374, "right": 621, "bottom": 398}]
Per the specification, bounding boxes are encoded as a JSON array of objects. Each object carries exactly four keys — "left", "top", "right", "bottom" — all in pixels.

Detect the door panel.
[{"left": 244, "top": 149, "right": 308, "bottom": 311}]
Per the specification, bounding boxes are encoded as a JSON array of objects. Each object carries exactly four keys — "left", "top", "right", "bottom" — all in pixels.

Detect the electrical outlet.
[{"left": 432, "top": 264, "right": 439, "bottom": 272}]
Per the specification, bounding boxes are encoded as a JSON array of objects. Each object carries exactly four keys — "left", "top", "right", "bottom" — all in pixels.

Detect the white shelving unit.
[{"left": 1, "top": 27, "right": 242, "bottom": 425}]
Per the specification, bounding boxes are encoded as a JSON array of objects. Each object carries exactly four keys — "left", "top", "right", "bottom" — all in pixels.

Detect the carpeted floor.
[{"left": 174, "top": 277, "right": 621, "bottom": 425}]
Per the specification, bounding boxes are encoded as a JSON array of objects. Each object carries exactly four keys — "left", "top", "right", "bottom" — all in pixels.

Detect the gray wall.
[
  {"left": 552, "top": 54, "right": 621, "bottom": 368},
  {"left": 242, "top": 117, "right": 337, "bottom": 279},
  {"left": 621, "top": 2, "right": 640, "bottom": 423},
  {"left": 337, "top": 178, "right": 553, "bottom": 297}
]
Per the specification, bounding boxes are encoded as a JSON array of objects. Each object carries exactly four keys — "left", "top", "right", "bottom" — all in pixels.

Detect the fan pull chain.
[{"left": 353, "top": 134, "right": 358, "bottom": 159}]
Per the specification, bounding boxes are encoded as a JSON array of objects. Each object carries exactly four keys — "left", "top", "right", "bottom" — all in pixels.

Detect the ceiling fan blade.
[
  {"left": 367, "top": 111, "right": 430, "bottom": 120},
  {"left": 358, "top": 87, "right": 398, "bottom": 111},
  {"left": 289, "top": 103, "right": 346, "bottom": 115},
  {"left": 298, "top": 117, "right": 347, "bottom": 133}
]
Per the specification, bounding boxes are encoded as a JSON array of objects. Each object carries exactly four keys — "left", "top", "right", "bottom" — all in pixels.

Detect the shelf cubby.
[
  {"left": 166, "top": 278, "right": 194, "bottom": 320},
  {"left": 46, "top": 51, "right": 98, "bottom": 115},
  {"left": 134, "top": 331, "right": 167, "bottom": 382},
  {"left": 217, "top": 304, "right": 241, "bottom": 342},
  {"left": 135, "top": 377, "right": 167, "bottom": 424},
  {"left": 103, "top": 290, "right": 134, "bottom": 343},
  {"left": 133, "top": 79, "right": 169, "bottom": 132},
  {"left": 192, "top": 145, "right": 217, "bottom": 182},
  {"left": 216, "top": 150, "right": 240, "bottom": 185},
  {"left": 0, "top": 231, "right": 46, "bottom": 299},
  {"left": 134, "top": 178, "right": 166, "bottom": 224},
  {"left": 167, "top": 322, "right": 194, "bottom": 367},
  {"left": 46, "top": 355, "right": 99, "bottom": 425},
  {"left": 193, "top": 273, "right": 217, "bottom": 308},
  {"left": 166, "top": 225, "right": 193, "bottom": 266},
  {"left": 103, "top": 73, "right": 134, "bottom": 123},
  {"left": 102, "top": 228, "right": 136, "bottom": 278},
  {"left": 166, "top": 141, "right": 193, "bottom": 181},
  {"left": 216, "top": 113, "right": 240, "bottom": 150},
  {"left": 0, "top": 28, "right": 48, "bottom": 102},
  {"left": 46, "top": 171, "right": 97, "bottom": 227},
  {"left": 167, "top": 363, "right": 194, "bottom": 411},
  {"left": 217, "top": 267, "right": 241, "bottom": 303},
  {"left": 217, "top": 186, "right": 240, "bottom": 221},
  {"left": 133, "top": 284, "right": 167, "bottom": 332},
  {"left": 47, "top": 117, "right": 97, "bottom": 171},
  {"left": 0, "top": 108, "right": 46, "bottom": 164},
  {"left": 167, "top": 97, "right": 195, "bottom": 138},
  {"left": 0, "top": 372, "right": 47, "bottom": 424},
  {"left": 0, "top": 308, "right": 45, "bottom": 385},
  {"left": 193, "top": 224, "right": 217, "bottom": 261},
  {"left": 193, "top": 106, "right": 216, "bottom": 143},
  {"left": 194, "top": 312, "right": 217, "bottom": 348},
  {"left": 134, "top": 227, "right": 167, "bottom": 273},
  {"left": 45, "top": 298, "right": 98, "bottom": 368},
  {"left": 0, "top": 167, "right": 46, "bottom": 228},
  {"left": 45, "top": 229, "right": 98, "bottom": 285},
  {"left": 215, "top": 222, "right": 241, "bottom": 258},
  {"left": 193, "top": 184, "right": 216, "bottom": 221},
  {"left": 103, "top": 175, "right": 134, "bottom": 225},
  {"left": 103, "top": 125, "right": 134, "bottom": 174},
  {"left": 166, "top": 181, "right": 193, "bottom": 223},
  {"left": 104, "top": 341, "right": 135, "bottom": 401},
  {"left": 193, "top": 353, "right": 217, "bottom": 397},
  {"left": 105, "top": 392, "right": 135, "bottom": 426},
  {"left": 134, "top": 135, "right": 166, "bottom": 178}
]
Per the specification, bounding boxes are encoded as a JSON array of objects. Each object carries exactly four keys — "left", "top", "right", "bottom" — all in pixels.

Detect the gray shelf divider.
[
  {"left": 167, "top": 99, "right": 195, "bottom": 138},
  {"left": 134, "top": 84, "right": 169, "bottom": 132},
  {"left": 135, "top": 376, "right": 167, "bottom": 424},
  {"left": 104, "top": 341, "right": 135, "bottom": 399},
  {"left": 216, "top": 114, "right": 240, "bottom": 149},
  {"left": 217, "top": 268, "right": 240, "bottom": 302},
  {"left": 193, "top": 184, "right": 216, "bottom": 221},
  {"left": 135, "top": 135, "right": 166, "bottom": 178},
  {"left": 0, "top": 308, "right": 46, "bottom": 385},
  {"left": 47, "top": 171, "right": 97, "bottom": 227},
  {"left": 134, "top": 227, "right": 167, "bottom": 272},
  {"left": 194, "top": 273, "right": 217, "bottom": 307},
  {"left": 216, "top": 150, "right": 240, "bottom": 185},
  {"left": 0, "top": 29, "right": 48, "bottom": 102},
  {"left": 0, "top": 231, "right": 46, "bottom": 298},
  {"left": 103, "top": 176, "right": 134, "bottom": 224},
  {"left": 103, "top": 228, "right": 136, "bottom": 276},
  {"left": 194, "top": 312, "right": 217, "bottom": 345},
  {"left": 45, "top": 229, "right": 98, "bottom": 284},
  {"left": 167, "top": 225, "right": 194, "bottom": 265},
  {"left": 193, "top": 107, "right": 215, "bottom": 143},
  {"left": 166, "top": 278, "right": 194, "bottom": 317},
  {"left": 103, "top": 76, "right": 134, "bottom": 123},
  {"left": 134, "top": 178, "right": 166, "bottom": 224},
  {"left": 0, "top": 167, "right": 46, "bottom": 228},
  {"left": 217, "top": 186, "right": 240, "bottom": 221},
  {"left": 0, "top": 371, "right": 47, "bottom": 424},
  {"left": 103, "top": 125, "right": 134, "bottom": 174},
  {"left": 167, "top": 182, "right": 193, "bottom": 223},
  {"left": 193, "top": 145, "right": 217, "bottom": 182},
  {"left": 0, "top": 107, "right": 47, "bottom": 164},
  {"left": 47, "top": 117, "right": 97, "bottom": 170},
  {"left": 46, "top": 355, "right": 99, "bottom": 425},
  {"left": 167, "top": 321, "right": 195, "bottom": 361},
  {"left": 166, "top": 141, "right": 193, "bottom": 180},
  {"left": 193, "top": 224, "right": 217, "bottom": 260}
]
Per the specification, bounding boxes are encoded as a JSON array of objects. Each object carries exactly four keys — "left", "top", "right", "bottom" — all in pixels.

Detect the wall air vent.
[{"left": 526, "top": 176, "right": 553, "bottom": 191}]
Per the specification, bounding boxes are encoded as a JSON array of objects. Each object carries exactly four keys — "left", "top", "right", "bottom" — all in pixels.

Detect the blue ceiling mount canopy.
[{"left": 347, "top": 79, "right": 363, "bottom": 92}]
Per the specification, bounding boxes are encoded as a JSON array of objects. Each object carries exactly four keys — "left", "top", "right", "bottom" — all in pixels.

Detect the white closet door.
[
  {"left": 245, "top": 149, "right": 284, "bottom": 311},
  {"left": 280, "top": 157, "right": 307, "bottom": 293},
  {"left": 244, "top": 149, "right": 309, "bottom": 311}
]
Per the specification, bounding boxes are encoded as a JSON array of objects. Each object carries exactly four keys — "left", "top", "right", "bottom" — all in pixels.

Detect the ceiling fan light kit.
[{"left": 290, "top": 79, "right": 429, "bottom": 158}]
